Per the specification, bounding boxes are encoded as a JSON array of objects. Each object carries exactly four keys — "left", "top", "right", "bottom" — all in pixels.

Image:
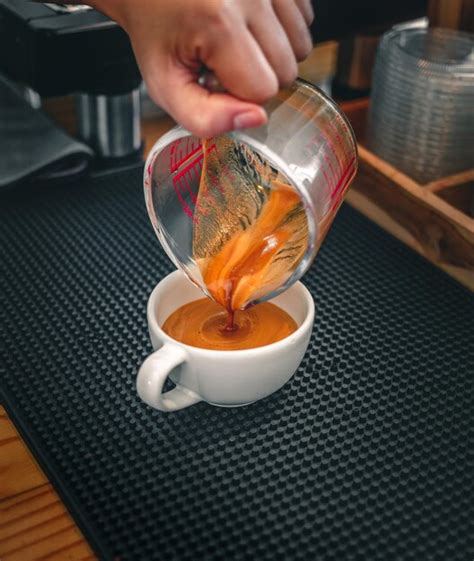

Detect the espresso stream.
[
  {"left": 193, "top": 137, "right": 309, "bottom": 327},
  {"left": 167, "top": 136, "right": 308, "bottom": 348},
  {"left": 162, "top": 298, "right": 297, "bottom": 351}
]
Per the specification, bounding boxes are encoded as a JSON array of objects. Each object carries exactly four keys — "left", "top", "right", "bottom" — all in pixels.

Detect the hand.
[{"left": 92, "top": 0, "right": 314, "bottom": 137}]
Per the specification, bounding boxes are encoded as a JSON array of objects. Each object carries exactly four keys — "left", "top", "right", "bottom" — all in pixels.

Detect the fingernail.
[{"left": 233, "top": 110, "right": 265, "bottom": 130}]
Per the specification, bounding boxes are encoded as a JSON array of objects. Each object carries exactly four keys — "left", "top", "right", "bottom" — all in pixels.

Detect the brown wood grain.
[
  {"left": 0, "top": 406, "right": 96, "bottom": 560},
  {"left": 350, "top": 147, "right": 474, "bottom": 285},
  {"left": 341, "top": 99, "right": 474, "bottom": 291},
  {"left": 428, "top": 0, "right": 474, "bottom": 33},
  {"left": 426, "top": 171, "right": 474, "bottom": 218},
  {"left": 425, "top": 169, "right": 474, "bottom": 193},
  {"left": 0, "top": 409, "right": 48, "bottom": 498}
]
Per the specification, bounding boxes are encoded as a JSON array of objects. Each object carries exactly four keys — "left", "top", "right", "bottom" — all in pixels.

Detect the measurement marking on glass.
[
  {"left": 330, "top": 157, "right": 357, "bottom": 208},
  {"left": 169, "top": 143, "right": 201, "bottom": 173},
  {"left": 170, "top": 140, "right": 217, "bottom": 217}
]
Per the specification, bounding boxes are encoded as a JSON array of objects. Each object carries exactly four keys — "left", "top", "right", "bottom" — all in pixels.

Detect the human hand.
[{"left": 92, "top": 0, "right": 314, "bottom": 137}]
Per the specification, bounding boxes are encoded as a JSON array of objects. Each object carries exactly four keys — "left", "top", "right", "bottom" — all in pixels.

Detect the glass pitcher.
[{"left": 144, "top": 79, "right": 358, "bottom": 308}]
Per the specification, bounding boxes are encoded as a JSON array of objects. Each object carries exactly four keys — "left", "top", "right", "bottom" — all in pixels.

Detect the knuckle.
[
  {"left": 296, "top": 0, "right": 315, "bottom": 24},
  {"left": 205, "top": 0, "right": 233, "bottom": 31},
  {"left": 235, "top": 73, "right": 278, "bottom": 102},
  {"left": 187, "top": 112, "right": 213, "bottom": 138},
  {"left": 279, "top": 60, "right": 298, "bottom": 86},
  {"left": 294, "top": 36, "right": 313, "bottom": 61},
  {"left": 256, "top": 75, "right": 279, "bottom": 101},
  {"left": 187, "top": 121, "right": 207, "bottom": 138}
]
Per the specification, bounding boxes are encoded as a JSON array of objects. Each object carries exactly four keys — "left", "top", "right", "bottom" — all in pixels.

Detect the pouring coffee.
[
  {"left": 137, "top": 81, "right": 357, "bottom": 410},
  {"left": 144, "top": 80, "right": 358, "bottom": 329}
]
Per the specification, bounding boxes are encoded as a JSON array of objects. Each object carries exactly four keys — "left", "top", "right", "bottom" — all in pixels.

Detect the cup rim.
[{"left": 147, "top": 270, "right": 315, "bottom": 357}]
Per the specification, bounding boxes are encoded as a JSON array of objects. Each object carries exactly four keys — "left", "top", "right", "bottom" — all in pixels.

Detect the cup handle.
[{"left": 137, "top": 343, "right": 201, "bottom": 412}]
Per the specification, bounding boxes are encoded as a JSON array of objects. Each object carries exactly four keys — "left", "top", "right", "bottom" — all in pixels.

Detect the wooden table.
[
  {"left": 0, "top": 405, "right": 96, "bottom": 560},
  {"left": 0, "top": 44, "right": 338, "bottom": 560}
]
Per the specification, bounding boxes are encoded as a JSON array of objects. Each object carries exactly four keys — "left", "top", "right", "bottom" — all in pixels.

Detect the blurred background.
[{"left": 2, "top": 0, "right": 472, "bottom": 171}]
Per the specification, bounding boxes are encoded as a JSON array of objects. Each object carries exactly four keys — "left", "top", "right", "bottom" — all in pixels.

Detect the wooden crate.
[{"left": 341, "top": 99, "right": 474, "bottom": 291}]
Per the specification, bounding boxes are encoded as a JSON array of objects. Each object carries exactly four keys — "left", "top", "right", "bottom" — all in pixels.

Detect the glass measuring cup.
[{"left": 144, "top": 79, "right": 358, "bottom": 308}]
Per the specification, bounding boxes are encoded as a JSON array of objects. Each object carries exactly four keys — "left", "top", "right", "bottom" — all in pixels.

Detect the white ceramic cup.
[{"left": 137, "top": 270, "right": 315, "bottom": 412}]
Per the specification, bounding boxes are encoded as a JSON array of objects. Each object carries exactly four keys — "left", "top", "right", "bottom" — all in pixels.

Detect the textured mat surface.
[{"left": 1, "top": 166, "right": 473, "bottom": 561}]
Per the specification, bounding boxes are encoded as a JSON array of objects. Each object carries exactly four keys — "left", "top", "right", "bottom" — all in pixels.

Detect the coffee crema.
[
  {"left": 193, "top": 137, "right": 309, "bottom": 323},
  {"left": 162, "top": 298, "right": 297, "bottom": 351}
]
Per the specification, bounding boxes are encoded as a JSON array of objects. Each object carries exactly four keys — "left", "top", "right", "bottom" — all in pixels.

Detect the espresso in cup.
[{"left": 162, "top": 298, "right": 297, "bottom": 351}]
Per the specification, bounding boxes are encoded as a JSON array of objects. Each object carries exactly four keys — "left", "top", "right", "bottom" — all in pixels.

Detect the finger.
[
  {"left": 169, "top": 86, "right": 268, "bottom": 138},
  {"left": 148, "top": 60, "right": 267, "bottom": 137},
  {"left": 273, "top": 0, "right": 313, "bottom": 61},
  {"left": 248, "top": 4, "right": 298, "bottom": 87},
  {"left": 204, "top": 23, "right": 279, "bottom": 103},
  {"left": 295, "top": 0, "right": 315, "bottom": 26}
]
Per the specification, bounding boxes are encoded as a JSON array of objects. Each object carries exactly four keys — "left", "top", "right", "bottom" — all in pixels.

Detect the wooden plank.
[
  {"left": 425, "top": 169, "right": 474, "bottom": 193},
  {"left": 0, "top": 486, "right": 60, "bottom": 529},
  {"left": 0, "top": 407, "right": 96, "bottom": 560},
  {"left": 346, "top": 188, "right": 474, "bottom": 290},
  {"left": 0, "top": 524, "right": 91, "bottom": 561},
  {"left": 434, "top": 184, "right": 474, "bottom": 217},
  {"left": 428, "top": 0, "right": 474, "bottom": 33},
  {"left": 357, "top": 145, "right": 474, "bottom": 234},
  {"left": 341, "top": 99, "right": 474, "bottom": 291},
  {"left": 0, "top": 408, "right": 48, "bottom": 498},
  {"left": 347, "top": 154, "right": 474, "bottom": 289}
]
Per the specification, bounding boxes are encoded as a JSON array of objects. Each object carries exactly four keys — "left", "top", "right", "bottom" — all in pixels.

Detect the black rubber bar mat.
[{"left": 1, "top": 165, "right": 473, "bottom": 561}]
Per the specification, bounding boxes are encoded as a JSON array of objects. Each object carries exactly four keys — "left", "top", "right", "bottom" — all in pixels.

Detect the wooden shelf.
[{"left": 342, "top": 98, "right": 474, "bottom": 291}]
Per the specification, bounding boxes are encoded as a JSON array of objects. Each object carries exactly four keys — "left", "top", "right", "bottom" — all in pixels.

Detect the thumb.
[{"left": 154, "top": 66, "right": 268, "bottom": 138}]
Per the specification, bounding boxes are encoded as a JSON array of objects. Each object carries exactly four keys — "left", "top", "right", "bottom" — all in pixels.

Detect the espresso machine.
[{"left": 0, "top": 0, "right": 142, "bottom": 164}]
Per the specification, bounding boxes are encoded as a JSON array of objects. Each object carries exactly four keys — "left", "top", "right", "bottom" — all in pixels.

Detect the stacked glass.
[{"left": 368, "top": 25, "right": 474, "bottom": 184}]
